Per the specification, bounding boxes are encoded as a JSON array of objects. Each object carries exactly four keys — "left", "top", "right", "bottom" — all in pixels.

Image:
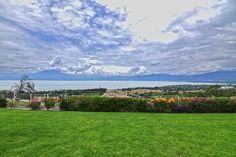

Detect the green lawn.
[{"left": 0, "top": 109, "right": 236, "bottom": 157}]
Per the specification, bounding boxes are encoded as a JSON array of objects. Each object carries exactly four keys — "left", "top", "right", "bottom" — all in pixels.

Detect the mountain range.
[{"left": 0, "top": 70, "right": 236, "bottom": 83}]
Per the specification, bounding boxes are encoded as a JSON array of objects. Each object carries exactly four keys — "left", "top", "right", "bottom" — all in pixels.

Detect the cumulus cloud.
[
  {"left": 0, "top": 0, "right": 236, "bottom": 75},
  {"left": 49, "top": 56, "right": 63, "bottom": 66}
]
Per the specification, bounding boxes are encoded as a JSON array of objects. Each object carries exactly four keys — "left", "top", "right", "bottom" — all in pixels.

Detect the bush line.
[
  {"left": 59, "top": 96, "right": 236, "bottom": 113},
  {"left": 1, "top": 96, "right": 236, "bottom": 112}
]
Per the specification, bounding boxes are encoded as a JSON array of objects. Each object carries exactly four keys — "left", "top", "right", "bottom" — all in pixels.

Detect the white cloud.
[
  {"left": 0, "top": 0, "right": 236, "bottom": 76},
  {"left": 49, "top": 56, "right": 63, "bottom": 66},
  {"left": 97, "top": 0, "right": 219, "bottom": 43},
  {"left": 91, "top": 65, "right": 132, "bottom": 75}
]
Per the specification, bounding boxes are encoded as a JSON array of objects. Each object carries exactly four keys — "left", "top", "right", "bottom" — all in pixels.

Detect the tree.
[{"left": 10, "top": 73, "right": 36, "bottom": 99}]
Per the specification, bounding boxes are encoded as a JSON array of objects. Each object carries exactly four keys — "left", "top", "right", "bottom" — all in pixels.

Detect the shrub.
[
  {"left": 152, "top": 97, "right": 236, "bottom": 113},
  {"left": 153, "top": 98, "right": 168, "bottom": 112},
  {"left": 44, "top": 98, "right": 55, "bottom": 110},
  {"left": 59, "top": 96, "right": 148, "bottom": 112},
  {"left": 29, "top": 99, "right": 41, "bottom": 110},
  {"left": 167, "top": 98, "right": 236, "bottom": 113},
  {"left": 8, "top": 100, "right": 17, "bottom": 109},
  {"left": 0, "top": 97, "right": 7, "bottom": 108},
  {"left": 59, "top": 96, "right": 236, "bottom": 113}
]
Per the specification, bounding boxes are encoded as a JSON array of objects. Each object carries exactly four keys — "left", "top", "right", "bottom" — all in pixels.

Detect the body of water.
[{"left": 0, "top": 80, "right": 223, "bottom": 91}]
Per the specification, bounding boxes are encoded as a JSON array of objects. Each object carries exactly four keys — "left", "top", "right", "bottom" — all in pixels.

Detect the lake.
[{"left": 0, "top": 80, "right": 222, "bottom": 91}]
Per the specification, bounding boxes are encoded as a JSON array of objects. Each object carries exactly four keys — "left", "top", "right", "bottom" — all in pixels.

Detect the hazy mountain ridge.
[{"left": 0, "top": 70, "right": 236, "bottom": 83}]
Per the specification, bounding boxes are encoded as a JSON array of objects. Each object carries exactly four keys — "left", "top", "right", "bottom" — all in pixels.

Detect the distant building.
[
  {"left": 103, "top": 89, "right": 129, "bottom": 98},
  {"left": 220, "top": 86, "right": 234, "bottom": 90},
  {"left": 103, "top": 89, "right": 161, "bottom": 98}
]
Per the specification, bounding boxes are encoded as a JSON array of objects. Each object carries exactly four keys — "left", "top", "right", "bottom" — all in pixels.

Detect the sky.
[{"left": 0, "top": 0, "right": 236, "bottom": 76}]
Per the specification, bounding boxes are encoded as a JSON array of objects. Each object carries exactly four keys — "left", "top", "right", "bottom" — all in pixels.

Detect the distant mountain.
[
  {"left": 0, "top": 70, "right": 236, "bottom": 83},
  {"left": 130, "top": 71, "right": 236, "bottom": 83}
]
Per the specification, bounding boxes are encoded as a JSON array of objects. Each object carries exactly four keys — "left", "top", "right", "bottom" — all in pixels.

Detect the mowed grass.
[{"left": 0, "top": 109, "right": 236, "bottom": 157}]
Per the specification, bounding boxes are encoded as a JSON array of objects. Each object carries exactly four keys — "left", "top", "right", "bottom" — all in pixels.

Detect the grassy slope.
[{"left": 0, "top": 109, "right": 236, "bottom": 157}]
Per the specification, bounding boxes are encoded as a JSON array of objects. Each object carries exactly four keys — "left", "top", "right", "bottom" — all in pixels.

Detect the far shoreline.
[{"left": 0, "top": 80, "right": 229, "bottom": 91}]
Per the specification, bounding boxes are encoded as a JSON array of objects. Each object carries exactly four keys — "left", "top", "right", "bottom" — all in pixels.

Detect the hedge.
[
  {"left": 153, "top": 98, "right": 236, "bottom": 113},
  {"left": 59, "top": 96, "right": 236, "bottom": 113},
  {"left": 59, "top": 96, "right": 148, "bottom": 112},
  {"left": 0, "top": 97, "right": 7, "bottom": 108}
]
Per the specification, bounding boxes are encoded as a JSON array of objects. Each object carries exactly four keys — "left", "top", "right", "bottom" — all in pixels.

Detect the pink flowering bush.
[
  {"left": 171, "top": 98, "right": 236, "bottom": 113},
  {"left": 29, "top": 99, "right": 41, "bottom": 110},
  {"left": 153, "top": 97, "right": 236, "bottom": 113}
]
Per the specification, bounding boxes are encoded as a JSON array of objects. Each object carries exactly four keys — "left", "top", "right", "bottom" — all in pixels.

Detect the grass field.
[{"left": 0, "top": 109, "right": 236, "bottom": 157}]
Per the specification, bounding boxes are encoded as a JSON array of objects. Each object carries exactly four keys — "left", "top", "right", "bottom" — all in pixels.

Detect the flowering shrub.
[
  {"left": 8, "top": 100, "right": 17, "bottom": 108},
  {"left": 29, "top": 99, "right": 41, "bottom": 110},
  {"left": 153, "top": 97, "right": 236, "bottom": 113},
  {"left": 168, "top": 98, "right": 176, "bottom": 103},
  {"left": 56, "top": 96, "right": 236, "bottom": 113},
  {"left": 44, "top": 98, "right": 56, "bottom": 110},
  {"left": 231, "top": 97, "right": 236, "bottom": 101},
  {"left": 153, "top": 98, "right": 168, "bottom": 112},
  {"left": 53, "top": 98, "right": 60, "bottom": 103}
]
